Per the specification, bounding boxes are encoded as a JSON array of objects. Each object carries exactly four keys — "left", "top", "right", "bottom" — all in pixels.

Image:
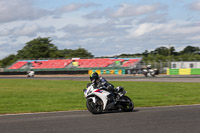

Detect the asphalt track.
[
  {"left": 0, "top": 105, "right": 200, "bottom": 133},
  {"left": 0, "top": 74, "right": 200, "bottom": 82},
  {"left": 0, "top": 75, "right": 200, "bottom": 133}
]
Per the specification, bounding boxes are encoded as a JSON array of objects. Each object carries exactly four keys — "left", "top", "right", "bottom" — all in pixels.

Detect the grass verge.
[{"left": 0, "top": 79, "right": 200, "bottom": 114}]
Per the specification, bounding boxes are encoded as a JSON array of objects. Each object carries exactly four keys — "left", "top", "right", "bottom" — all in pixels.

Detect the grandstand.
[
  {"left": 4, "top": 58, "right": 142, "bottom": 75},
  {"left": 7, "top": 58, "right": 141, "bottom": 70}
]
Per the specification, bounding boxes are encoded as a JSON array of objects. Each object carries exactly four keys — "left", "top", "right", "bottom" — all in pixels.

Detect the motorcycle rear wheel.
[
  {"left": 120, "top": 96, "right": 134, "bottom": 112},
  {"left": 86, "top": 97, "right": 103, "bottom": 114}
]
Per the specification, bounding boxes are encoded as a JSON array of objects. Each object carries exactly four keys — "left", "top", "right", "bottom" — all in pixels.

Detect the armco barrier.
[
  {"left": 0, "top": 70, "right": 88, "bottom": 75},
  {"left": 4, "top": 67, "right": 128, "bottom": 72},
  {"left": 179, "top": 69, "right": 191, "bottom": 75},
  {"left": 168, "top": 69, "right": 179, "bottom": 75},
  {"left": 191, "top": 69, "right": 200, "bottom": 75},
  {"left": 88, "top": 69, "right": 126, "bottom": 75},
  {"left": 167, "top": 68, "right": 200, "bottom": 75},
  {"left": 3, "top": 67, "right": 129, "bottom": 75}
]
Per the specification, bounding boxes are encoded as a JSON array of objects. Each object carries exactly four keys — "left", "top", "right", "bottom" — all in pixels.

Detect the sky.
[{"left": 0, "top": 0, "right": 200, "bottom": 59}]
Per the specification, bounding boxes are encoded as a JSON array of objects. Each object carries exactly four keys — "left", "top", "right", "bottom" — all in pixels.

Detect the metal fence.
[{"left": 129, "top": 61, "right": 171, "bottom": 74}]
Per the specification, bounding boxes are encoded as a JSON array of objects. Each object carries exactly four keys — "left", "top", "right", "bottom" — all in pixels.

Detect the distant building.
[{"left": 171, "top": 61, "right": 200, "bottom": 69}]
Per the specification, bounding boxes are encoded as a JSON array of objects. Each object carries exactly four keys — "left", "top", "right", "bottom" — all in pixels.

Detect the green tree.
[
  {"left": 67, "top": 48, "right": 94, "bottom": 58},
  {"left": 180, "top": 46, "right": 200, "bottom": 54},
  {"left": 154, "top": 47, "right": 169, "bottom": 56},
  {"left": 169, "top": 46, "right": 177, "bottom": 55},
  {"left": 0, "top": 54, "right": 17, "bottom": 67},
  {"left": 142, "top": 50, "right": 149, "bottom": 57},
  {"left": 59, "top": 49, "right": 74, "bottom": 57},
  {"left": 17, "top": 37, "right": 63, "bottom": 59}
]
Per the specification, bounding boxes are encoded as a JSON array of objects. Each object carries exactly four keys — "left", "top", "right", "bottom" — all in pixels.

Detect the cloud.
[
  {"left": 127, "top": 23, "right": 164, "bottom": 37},
  {"left": 62, "top": 3, "right": 98, "bottom": 12},
  {"left": 0, "top": 0, "right": 49, "bottom": 23},
  {"left": 0, "top": 40, "right": 21, "bottom": 59},
  {"left": 0, "top": 1, "right": 200, "bottom": 59},
  {"left": 53, "top": 3, "right": 91, "bottom": 17},
  {"left": 0, "top": 24, "right": 55, "bottom": 37},
  {"left": 14, "top": 24, "right": 55, "bottom": 37},
  {"left": 0, "top": 0, "right": 97, "bottom": 23},
  {"left": 111, "top": 3, "right": 164, "bottom": 18},
  {"left": 188, "top": 35, "right": 200, "bottom": 40},
  {"left": 84, "top": 11, "right": 105, "bottom": 19},
  {"left": 50, "top": 2, "right": 100, "bottom": 18},
  {"left": 55, "top": 20, "right": 130, "bottom": 55},
  {"left": 190, "top": 1, "right": 200, "bottom": 11},
  {"left": 60, "top": 21, "right": 123, "bottom": 39},
  {"left": 85, "top": 3, "right": 167, "bottom": 21},
  {"left": 127, "top": 20, "right": 200, "bottom": 38},
  {"left": 0, "top": 50, "right": 12, "bottom": 59},
  {"left": 138, "top": 13, "right": 169, "bottom": 23}
]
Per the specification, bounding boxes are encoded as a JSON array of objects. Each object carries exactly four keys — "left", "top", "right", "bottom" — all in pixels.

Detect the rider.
[
  {"left": 27, "top": 69, "right": 35, "bottom": 77},
  {"left": 89, "top": 72, "right": 115, "bottom": 94},
  {"left": 147, "top": 65, "right": 151, "bottom": 70}
]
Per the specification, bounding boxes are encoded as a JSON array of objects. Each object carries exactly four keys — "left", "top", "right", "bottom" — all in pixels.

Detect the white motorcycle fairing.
[
  {"left": 83, "top": 83, "right": 134, "bottom": 114},
  {"left": 84, "top": 84, "right": 110, "bottom": 110},
  {"left": 27, "top": 71, "right": 35, "bottom": 77}
]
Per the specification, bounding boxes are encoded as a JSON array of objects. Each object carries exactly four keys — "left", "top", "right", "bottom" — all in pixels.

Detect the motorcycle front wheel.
[
  {"left": 120, "top": 96, "right": 134, "bottom": 112},
  {"left": 86, "top": 97, "right": 103, "bottom": 114}
]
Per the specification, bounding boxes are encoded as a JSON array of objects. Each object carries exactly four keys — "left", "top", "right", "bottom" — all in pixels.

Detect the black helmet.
[{"left": 90, "top": 72, "right": 99, "bottom": 81}]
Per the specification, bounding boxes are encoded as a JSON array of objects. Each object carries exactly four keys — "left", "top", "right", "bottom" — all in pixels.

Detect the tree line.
[
  {"left": 117, "top": 46, "right": 200, "bottom": 63},
  {"left": 0, "top": 37, "right": 200, "bottom": 67},
  {"left": 0, "top": 37, "right": 93, "bottom": 67}
]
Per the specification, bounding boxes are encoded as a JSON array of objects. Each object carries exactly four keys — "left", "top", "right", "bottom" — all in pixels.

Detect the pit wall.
[
  {"left": 88, "top": 69, "right": 126, "bottom": 75},
  {"left": 167, "top": 68, "right": 200, "bottom": 75}
]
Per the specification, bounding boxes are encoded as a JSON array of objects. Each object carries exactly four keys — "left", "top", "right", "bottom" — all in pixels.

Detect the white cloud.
[
  {"left": 111, "top": 3, "right": 164, "bottom": 18},
  {"left": 169, "top": 25, "right": 200, "bottom": 34},
  {"left": 13, "top": 24, "right": 41, "bottom": 36},
  {"left": 162, "top": 21, "right": 200, "bottom": 35},
  {"left": 190, "top": 1, "right": 200, "bottom": 11},
  {"left": 127, "top": 20, "right": 200, "bottom": 38},
  {"left": 0, "top": 0, "right": 96, "bottom": 23},
  {"left": 188, "top": 35, "right": 200, "bottom": 40},
  {"left": 0, "top": 0, "right": 49, "bottom": 23},
  {"left": 51, "top": 3, "right": 100, "bottom": 18},
  {"left": 0, "top": 50, "right": 12, "bottom": 59},
  {"left": 60, "top": 3, "right": 96, "bottom": 12},
  {"left": 0, "top": 28, "right": 10, "bottom": 36},
  {"left": 63, "top": 4, "right": 83, "bottom": 12},
  {"left": 127, "top": 23, "right": 164, "bottom": 37},
  {"left": 84, "top": 3, "right": 166, "bottom": 19},
  {"left": 0, "top": 23, "right": 55, "bottom": 37},
  {"left": 0, "top": 1, "right": 200, "bottom": 59}
]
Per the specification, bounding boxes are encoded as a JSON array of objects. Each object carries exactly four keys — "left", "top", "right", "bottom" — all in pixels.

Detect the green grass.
[{"left": 0, "top": 79, "right": 200, "bottom": 114}]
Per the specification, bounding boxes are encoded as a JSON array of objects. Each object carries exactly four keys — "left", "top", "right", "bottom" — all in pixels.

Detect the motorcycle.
[
  {"left": 143, "top": 68, "right": 157, "bottom": 77},
  {"left": 83, "top": 83, "right": 134, "bottom": 114},
  {"left": 27, "top": 70, "right": 35, "bottom": 77}
]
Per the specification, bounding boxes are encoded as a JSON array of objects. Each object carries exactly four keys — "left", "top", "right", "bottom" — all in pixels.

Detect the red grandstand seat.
[
  {"left": 8, "top": 61, "right": 27, "bottom": 69},
  {"left": 31, "top": 59, "right": 72, "bottom": 69},
  {"left": 76, "top": 58, "right": 116, "bottom": 68}
]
